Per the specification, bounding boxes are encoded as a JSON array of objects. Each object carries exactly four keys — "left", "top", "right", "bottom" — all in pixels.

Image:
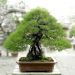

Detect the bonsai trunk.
[{"left": 27, "top": 30, "right": 43, "bottom": 60}]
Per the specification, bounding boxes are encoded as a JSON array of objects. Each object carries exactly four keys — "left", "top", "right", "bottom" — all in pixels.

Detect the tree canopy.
[{"left": 3, "top": 8, "right": 71, "bottom": 52}]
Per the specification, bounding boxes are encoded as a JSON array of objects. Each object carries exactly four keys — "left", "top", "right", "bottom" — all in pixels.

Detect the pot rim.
[{"left": 16, "top": 61, "right": 57, "bottom": 64}]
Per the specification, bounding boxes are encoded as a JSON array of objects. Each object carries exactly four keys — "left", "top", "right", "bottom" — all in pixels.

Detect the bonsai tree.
[{"left": 3, "top": 8, "right": 71, "bottom": 61}]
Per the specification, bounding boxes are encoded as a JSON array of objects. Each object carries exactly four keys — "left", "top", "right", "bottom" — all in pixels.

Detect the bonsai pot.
[
  {"left": 11, "top": 52, "right": 18, "bottom": 57},
  {"left": 17, "top": 58, "right": 56, "bottom": 72}
]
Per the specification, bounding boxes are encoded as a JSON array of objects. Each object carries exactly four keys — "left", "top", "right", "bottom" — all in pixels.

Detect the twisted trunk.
[{"left": 27, "top": 31, "right": 43, "bottom": 60}]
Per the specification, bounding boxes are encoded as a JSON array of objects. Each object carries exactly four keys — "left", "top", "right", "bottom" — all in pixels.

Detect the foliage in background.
[
  {"left": 0, "top": 0, "right": 25, "bottom": 34},
  {"left": 70, "top": 25, "right": 75, "bottom": 37},
  {"left": 3, "top": 8, "right": 71, "bottom": 52},
  {"left": 0, "top": 0, "right": 7, "bottom": 5}
]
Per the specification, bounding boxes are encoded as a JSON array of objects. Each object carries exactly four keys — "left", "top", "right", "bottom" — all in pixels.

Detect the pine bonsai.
[{"left": 3, "top": 8, "right": 71, "bottom": 61}]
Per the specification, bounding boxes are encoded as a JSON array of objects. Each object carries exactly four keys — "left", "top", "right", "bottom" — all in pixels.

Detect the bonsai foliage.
[
  {"left": 70, "top": 25, "right": 75, "bottom": 37},
  {"left": 4, "top": 8, "right": 71, "bottom": 60}
]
